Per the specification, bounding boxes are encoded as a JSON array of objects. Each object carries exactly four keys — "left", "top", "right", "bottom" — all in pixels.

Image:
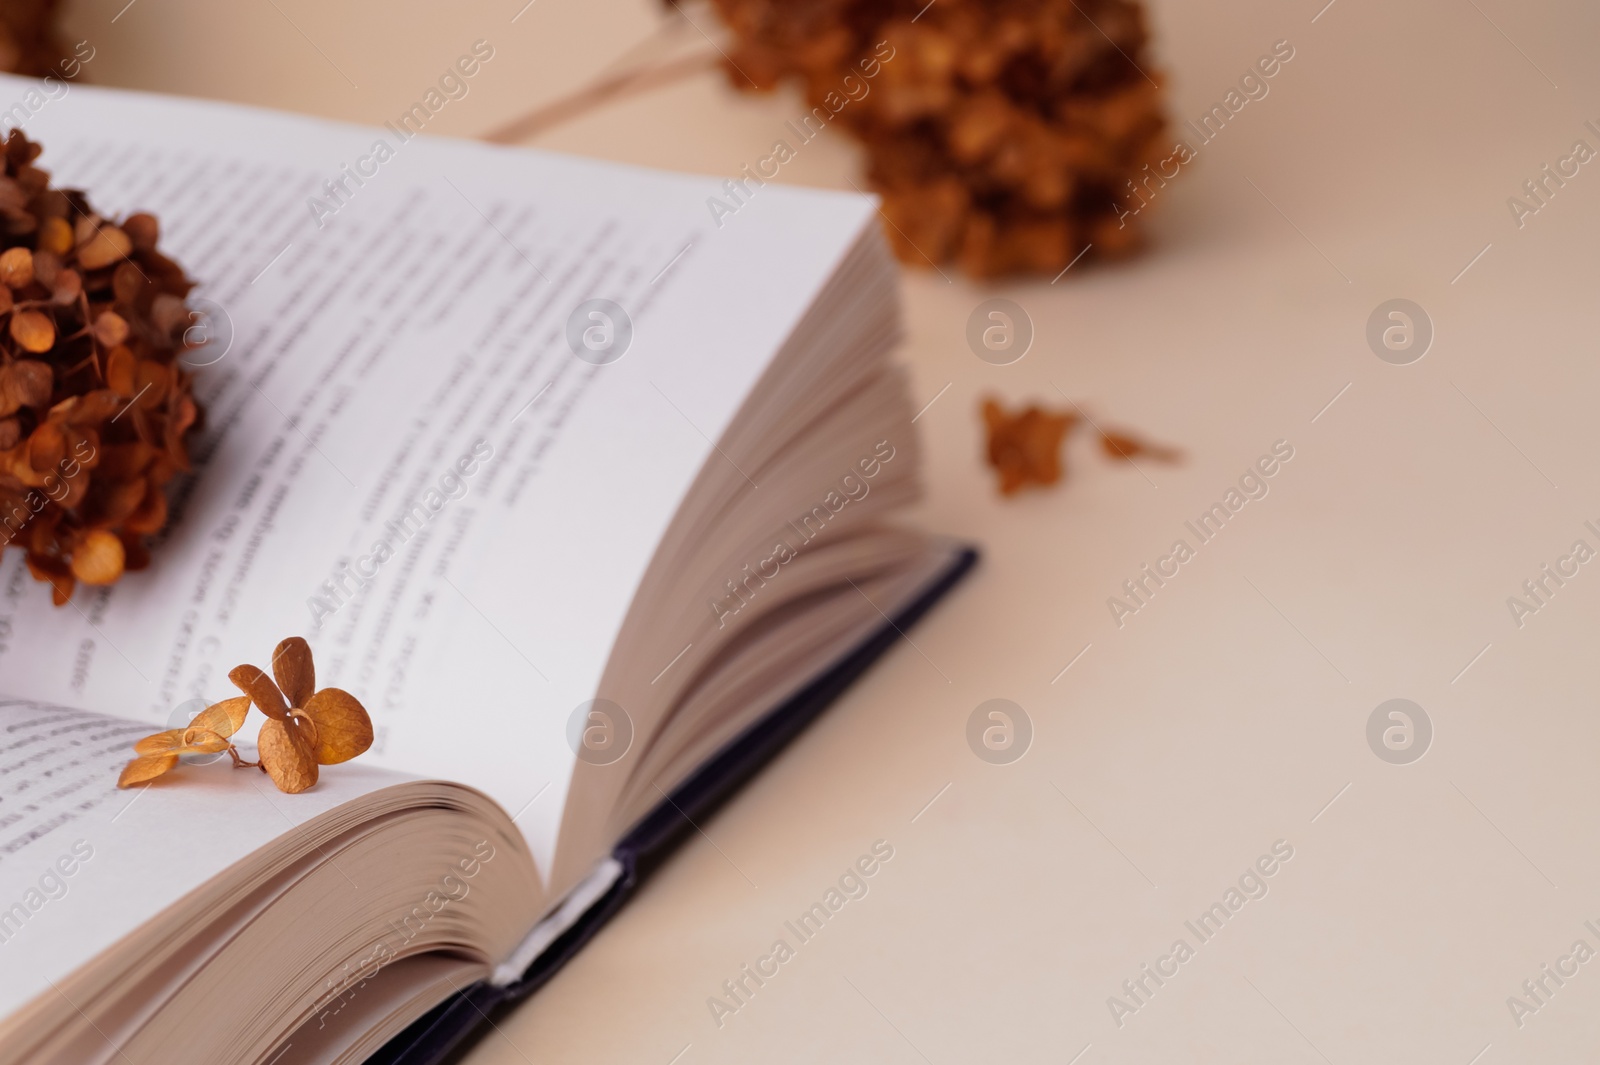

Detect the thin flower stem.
[{"left": 227, "top": 746, "right": 262, "bottom": 769}]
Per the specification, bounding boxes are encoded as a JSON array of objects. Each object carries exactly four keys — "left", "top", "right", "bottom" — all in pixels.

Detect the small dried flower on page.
[
  {"left": 117, "top": 696, "right": 250, "bottom": 787},
  {"left": 230, "top": 636, "right": 374, "bottom": 794},
  {"left": 116, "top": 637, "right": 374, "bottom": 794}
]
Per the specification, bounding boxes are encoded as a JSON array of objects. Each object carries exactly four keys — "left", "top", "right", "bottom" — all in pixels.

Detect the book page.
[
  {"left": 0, "top": 698, "right": 408, "bottom": 1018},
  {"left": 0, "top": 75, "right": 875, "bottom": 875}
]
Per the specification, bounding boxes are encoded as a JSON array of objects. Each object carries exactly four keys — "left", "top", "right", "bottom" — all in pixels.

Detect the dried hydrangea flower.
[
  {"left": 982, "top": 397, "right": 1077, "bottom": 495},
  {"left": 115, "top": 638, "right": 375, "bottom": 794},
  {"left": 0, "top": 130, "right": 205, "bottom": 604},
  {"left": 230, "top": 637, "right": 374, "bottom": 794},
  {"left": 117, "top": 696, "right": 251, "bottom": 788},
  {"left": 691, "top": 0, "right": 1170, "bottom": 276}
]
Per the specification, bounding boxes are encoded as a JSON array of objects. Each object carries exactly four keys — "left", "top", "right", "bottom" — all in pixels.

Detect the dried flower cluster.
[
  {"left": 982, "top": 396, "right": 1179, "bottom": 495},
  {"left": 119, "top": 638, "right": 374, "bottom": 794},
  {"left": 693, "top": 0, "right": 1169, "bottom": 276},
  {"left": 0, "top": 0, "right": 63, "bottom": 77},
  {"left": 0, "top": 130, "right": 204, "bottom": 604}
]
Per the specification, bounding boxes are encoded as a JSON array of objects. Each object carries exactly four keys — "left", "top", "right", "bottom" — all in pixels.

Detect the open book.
[{"left": 0, "top": 75, "right": 974, "bottom": 1065}]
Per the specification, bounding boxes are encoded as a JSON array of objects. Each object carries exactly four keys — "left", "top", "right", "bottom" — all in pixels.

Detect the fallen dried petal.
[
  {"left": 258, "top": 717, "right": 318, "bottom": 793},
  {"left": 230, "top": 663, "right": 289, "bottom": 720},
  {"left": 1100, "top": 430, "right": 1182, "bottom": 463},
  {"left": 118, "top": 753, "right": 178, "bottom": 787},
  {"left": 981, "top": 397, "right": 1077, "bottom": 495},
  {"left": 271, "top": 636, "right": 315, "bottom": 708},
  {"left": 302, "top": 688, "right": 373, "bottom": 764}
]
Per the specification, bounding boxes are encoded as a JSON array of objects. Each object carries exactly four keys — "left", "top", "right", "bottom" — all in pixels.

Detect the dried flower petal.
[
  {"left": 76, "top": 224, "right": 133, "bottom": 269},
  {"left": 122, "top": 480, "right": 167, "bottom": 534},
  {"left": 31, "top": 248, "right": 59, "bottom": 287},
  {"left": 124, "top": 213, "right": 159, "bottom": 251},
  {"left": 177, "top": 727, "right": 231, "bottom": 754},
  {"left": 133, "top": 728, "right": 187, "bottom": 756},
  {"left": 132, "top": 726, "right": 230, "bottom": 756},
  {"left": 301, "top": 688, "right": 373, "bottom": 764},
  {"left": 981, "top": 398, "right": 1077, "bottom": 495},
  {"left": 10, "top": 309, "right": 55, "bottom": 352},
  {"left": 0, "top": 359, "right": 51, "bottom": 414},
  {"left": 0, "top": 245, "right": 33, "bottom": 287},
  {"left": 38, "top": 215, "right": 72, "bottom": 255},
  {"left": 118, "top": 753, "right": 178, "bottom": 788},
  {"left": 151, "top": 293, "right": 188, "bottom": 337},
  {"left": 70, "top": 528, "right": 125, "bottom": 585},
  {"left": 51, "top": 267, "right": 81, "bottom": 304},
  {"left": 26, "top": 421, "right": 65, "bottom": 472},
  {"left": 190, "top": 695, "right": 251, "bottom": 739},
  {"left": 259, "top": 717, "right": 318, "bottom": 793},
  {"left": 1100, "top": 430, "right": 1182, "bottom": 463},
  {"left": 105, "top": 345, "right": 136, "bottom": 395},
  {"left": 135, "top": 361, "right": 169, "bottom": 407},
  {"left": 271, "top": 636, "right": 315, "bottom": 708},
  {"left": 230, "top": 663, "right": 289, "bottom": 720},
  {"left": 92, "top": 310, "right": 129, "bottom": 347}
]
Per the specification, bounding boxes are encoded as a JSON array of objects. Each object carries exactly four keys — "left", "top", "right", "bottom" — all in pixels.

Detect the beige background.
[{"left": 57, "top": 0, "right": 1600, "bottom": 1060}]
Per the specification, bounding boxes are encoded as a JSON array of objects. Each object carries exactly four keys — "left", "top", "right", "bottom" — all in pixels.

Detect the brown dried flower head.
[
  {"left": 691, "top": 0, "right": 1170, "bottom": 276},
  {"left": 229, "top": 637, "right": 374, "bottom": 794},
  {"left": 0, "top": 0, "right": 66, "bottom": 78},
  {"left": 0, "top": 130, "right": 206, "bottom": 605},
  {"left": 117, "top": 637, "right": 374, "bottom": 794}
]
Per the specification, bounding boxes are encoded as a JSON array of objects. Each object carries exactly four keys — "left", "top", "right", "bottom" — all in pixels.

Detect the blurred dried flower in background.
[
  {"left": 0, "top": 131, "right": 205, "bottom": 604},
  {"left": 690, "top": 0, "right": 1170, "bottom": 276},
  {"left": 1100, "top": 428, "right": 1182, "bottom": 463},
  {"left": 0, "top": 0, "right": 63, "bottom": 76},
  {"left": 982, "top": 398, "right": 1077, "bottom": 494},
  {"left": 982, "top": 396, "right": 1180, "bottom": 495}
]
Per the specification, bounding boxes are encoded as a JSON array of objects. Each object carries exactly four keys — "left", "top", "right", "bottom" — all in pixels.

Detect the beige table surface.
[{"left": 60, "top": 0, "right": 1600, "bottom": 1060}]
